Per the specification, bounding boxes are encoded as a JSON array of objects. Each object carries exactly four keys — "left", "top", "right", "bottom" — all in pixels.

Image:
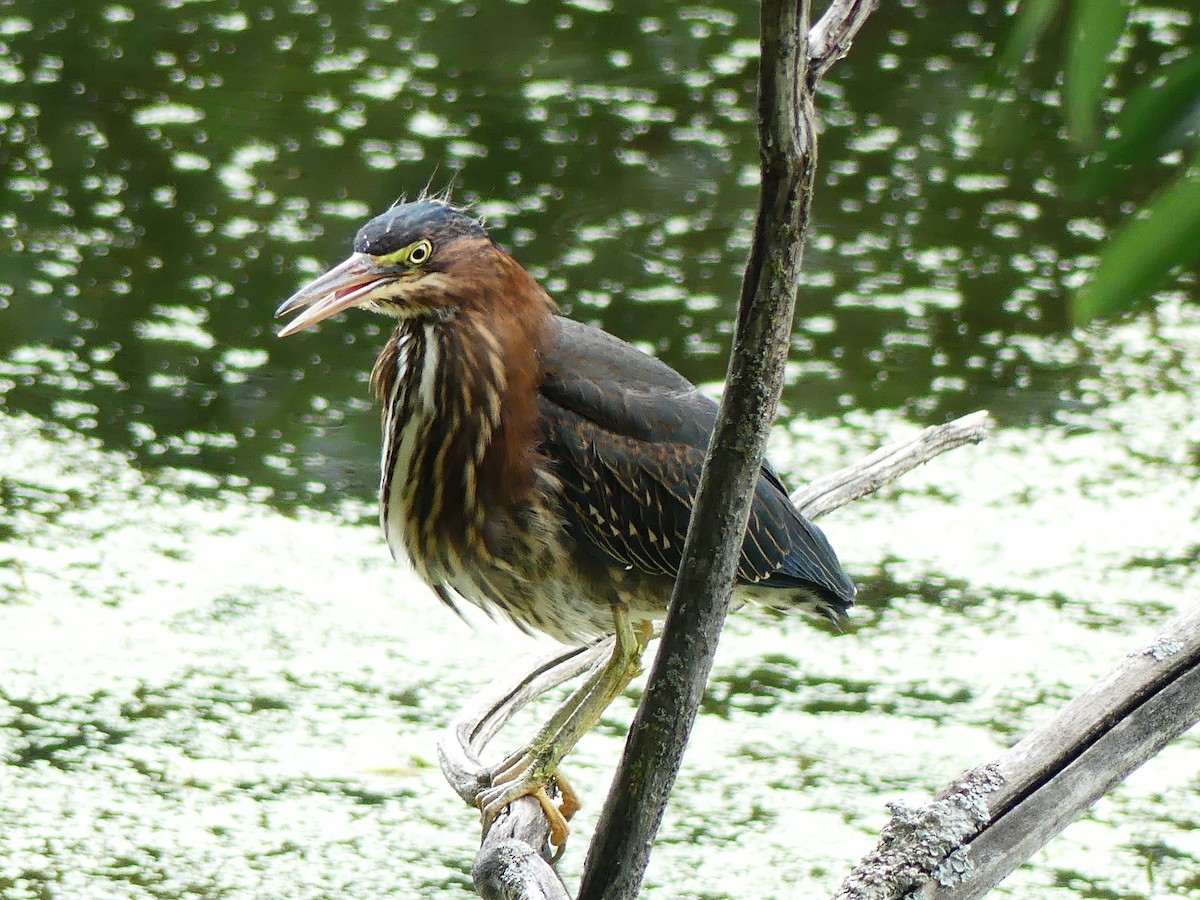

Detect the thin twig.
[{"left": 792, "top": 410, "right": 992, "bottom": 518}]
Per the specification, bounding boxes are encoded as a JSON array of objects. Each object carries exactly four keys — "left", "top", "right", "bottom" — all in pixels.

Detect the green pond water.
[{"left": 1, "top": 0, "right": 1198, "bottom": 897}]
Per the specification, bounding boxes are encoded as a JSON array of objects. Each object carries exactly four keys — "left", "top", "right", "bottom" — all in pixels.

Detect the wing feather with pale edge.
[{"left": 537, "top": 317, "right": 855, "bottom": 606}]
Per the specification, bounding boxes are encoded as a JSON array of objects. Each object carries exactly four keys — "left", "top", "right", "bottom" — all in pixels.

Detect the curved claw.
[{"left": 553, "top": 769, "right": 582, "bottom": 823}]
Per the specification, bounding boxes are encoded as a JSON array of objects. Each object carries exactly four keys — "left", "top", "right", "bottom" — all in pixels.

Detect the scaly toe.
[
  {"left": 490, "top": 753, "right": 533, "bottom": 787},
  {"left": 529, "top": 786, "right": 570, "bottom": 847},
  {"left": 553, "top": 770, "right": 582, "bottom": 822},
  {"left": 476, "top": 775, "right": 571, "bottom": 848},
  {"left": 476, "top": 779, "right": 528, "bottom": 835}
]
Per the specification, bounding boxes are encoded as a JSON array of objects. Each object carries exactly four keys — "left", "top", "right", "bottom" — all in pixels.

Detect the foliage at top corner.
[{"left": 1001, "top": 0, "right": 1200, "bottom": 324}]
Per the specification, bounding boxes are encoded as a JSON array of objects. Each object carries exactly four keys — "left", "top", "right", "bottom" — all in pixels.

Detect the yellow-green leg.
[{"left": 476, "top": 605, "right": 651, "bottom": 846}]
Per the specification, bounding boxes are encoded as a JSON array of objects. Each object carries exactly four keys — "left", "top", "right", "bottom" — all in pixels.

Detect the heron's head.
[{"left": 276, "top": 201, "right": 525, "bottom": 336}]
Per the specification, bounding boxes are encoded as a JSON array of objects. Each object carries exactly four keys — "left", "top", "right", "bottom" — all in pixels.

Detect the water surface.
[{"left": 1, "top": 0, "right": 1198, "bottom": 897}]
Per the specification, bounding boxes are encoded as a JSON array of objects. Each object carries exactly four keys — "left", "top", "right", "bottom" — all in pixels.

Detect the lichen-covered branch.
[
  {"left": 575, "top": 0, "right": 868, "bottom": 895},
  {"left": 835, "top": 603, "right": 1200, "bottom": 900}
]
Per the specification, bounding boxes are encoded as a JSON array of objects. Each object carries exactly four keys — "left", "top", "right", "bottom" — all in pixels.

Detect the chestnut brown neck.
[{"left": 372, "top": 246, "right": 554, "bottom": 559}]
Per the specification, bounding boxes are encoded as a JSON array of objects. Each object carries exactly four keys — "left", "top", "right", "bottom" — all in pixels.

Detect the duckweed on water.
[{"left": 1, "top": 299, "right": 1198, "bottom": 898}]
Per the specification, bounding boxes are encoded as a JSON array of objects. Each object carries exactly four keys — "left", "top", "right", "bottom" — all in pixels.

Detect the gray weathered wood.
[
  {"left": 791, "top": 410, "right": 992, "bottom": 517},
  {"left": 470, "top": 797, "right": 572, "bottom": 900},
  {"left": 834, "top": 604, "right": 1200, "bottom": 899},
  {"left": 438, "top": 643, "right": 608, "bottom": 899},
  {"left": 439, "top": 643, "right": 610, "bottom": 807}
]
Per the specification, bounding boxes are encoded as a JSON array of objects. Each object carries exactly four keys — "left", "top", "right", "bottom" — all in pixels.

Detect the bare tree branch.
[
  {"left": 835, "top": 604, "right": 1200, "bottom": 899},
  {"left": 440, "top": 643, "right": 608, "bottom": 807},
  {"left": 575, "top": 1, "right": 820, "bottom": 895},
  {"left": 470, "top": 806, "right": 572, "bottom": 900},
  {"left": 574, "top": 3, "right": 876, "bottom": 891},
  {"left": 791, "top": 410, "right": 992, "bottom": 518},
  {"left": 438, "top": 644, "right": 606, "bottom": 900}
]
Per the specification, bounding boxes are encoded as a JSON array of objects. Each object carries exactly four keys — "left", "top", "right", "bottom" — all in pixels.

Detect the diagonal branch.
[
  {"left": 575, "top": 1, "right": 821, "bottom": 896},
  {"left": 791, "top": 410, "right": 992, "bottom": 517},
  {"left": 574, "top": 0, "right": 877, "bottom": 895},
  {"left": 835, "top": 603, "right": 1200, "bottom": 899}
]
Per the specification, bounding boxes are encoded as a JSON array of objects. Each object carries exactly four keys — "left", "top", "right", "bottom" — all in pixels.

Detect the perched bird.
[{"left": 275, "top": 199, "right": 855, "bottom": 845}]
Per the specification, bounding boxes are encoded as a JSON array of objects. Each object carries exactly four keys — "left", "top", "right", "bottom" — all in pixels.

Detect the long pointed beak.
[{"left": 275, "top": 253, "right": 393, "bottom": 337}]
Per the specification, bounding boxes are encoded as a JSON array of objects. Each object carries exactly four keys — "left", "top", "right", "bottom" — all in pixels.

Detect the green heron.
[{"left": 275, "top": 200, "right": 855, "bottom": 845}]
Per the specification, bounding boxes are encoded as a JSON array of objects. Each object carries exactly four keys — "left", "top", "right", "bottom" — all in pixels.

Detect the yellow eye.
[
  {"left": 375, "top": 238, "right": 433, "bottom": 268},
  {"left": 407, "top": 239, "right": 432, "bottom": 266}
]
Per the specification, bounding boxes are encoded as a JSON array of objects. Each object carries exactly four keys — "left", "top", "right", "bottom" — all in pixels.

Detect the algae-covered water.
[{"left": 1, "top": 0, "right": 1198, "bottom": 897}]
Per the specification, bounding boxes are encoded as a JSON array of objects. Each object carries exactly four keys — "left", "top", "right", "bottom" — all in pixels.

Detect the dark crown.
[{"left": 353, "top": 201, "right": 487, "bottom": 256}]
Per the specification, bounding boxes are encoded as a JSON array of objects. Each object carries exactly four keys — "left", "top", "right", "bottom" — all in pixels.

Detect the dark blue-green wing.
[{"left": 538, "top": 317, "right": 855, "bottom": 608}]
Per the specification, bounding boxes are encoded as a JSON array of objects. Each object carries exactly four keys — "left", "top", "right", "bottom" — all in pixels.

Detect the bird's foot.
[
  {"left": 474, "top": 609, "right": 650, "bottom": 850},
  {"left": 552, "top": 768, "right": 582, "bottom": 822},
  {"left": 476, "top": 759, "right": 578, "bottom": 848}
]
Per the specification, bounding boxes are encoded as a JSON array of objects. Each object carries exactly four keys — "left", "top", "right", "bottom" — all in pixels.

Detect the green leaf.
[
  {"left": 999, "top": 0, "right": 1066, "bottom": 72},
  {"left": 1065, "top": 0, "right": 1129, "bottom": 147},
  {"left": 1073, "top": 151, "right": 1200, "bottom": 322},
  {"left": 1077, "top": 53, "right": 1200, "bottom": 196}
]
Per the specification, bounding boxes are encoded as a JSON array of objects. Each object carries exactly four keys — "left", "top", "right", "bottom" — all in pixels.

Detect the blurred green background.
[{"left": 1, "top": 0, "right": 1192, "bottom": 510}]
